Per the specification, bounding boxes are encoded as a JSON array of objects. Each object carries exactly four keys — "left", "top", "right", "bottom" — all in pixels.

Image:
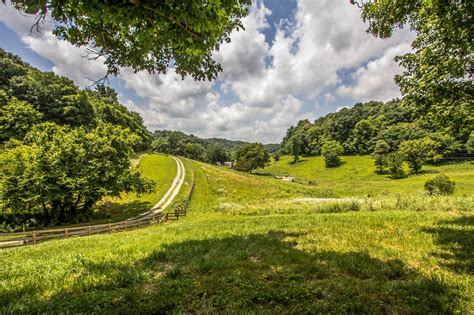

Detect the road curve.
[
  {"left": 133, "top": 156, "right": 186, "bottom": 219},
  {"left": 151, "top": 156, "right": 186, "bottom": 213}
]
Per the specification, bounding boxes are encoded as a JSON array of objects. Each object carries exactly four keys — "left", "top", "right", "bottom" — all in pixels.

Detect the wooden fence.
[
  {"left": 0, "top": 212, "right": 171, "bottom": 249},
  {"left": 0, "top": 161, "right": 196, "bottom": 249}
]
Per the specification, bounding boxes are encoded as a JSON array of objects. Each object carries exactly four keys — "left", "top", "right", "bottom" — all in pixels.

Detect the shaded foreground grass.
[{"left": 1, "top": 211, "right": 472, "bottom": 313}]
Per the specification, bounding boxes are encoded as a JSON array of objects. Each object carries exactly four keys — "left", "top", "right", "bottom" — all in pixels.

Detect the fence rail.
[
  {"left": 0, "top": 212, "right": 171, "bottom": 249},
  {"left": 0, "top": 160, "right": 196, "bottom": 249}
]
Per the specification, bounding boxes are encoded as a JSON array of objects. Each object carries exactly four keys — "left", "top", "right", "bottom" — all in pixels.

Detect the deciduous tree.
[
  {"left": 4, "top": 0, "right": 251, "bottom": 80},
  {"left": 234, "top": 143, "right": 270, "bottom": 172},
  {"left": 321, "top": 140, "right": 343, "bottom": 168}
]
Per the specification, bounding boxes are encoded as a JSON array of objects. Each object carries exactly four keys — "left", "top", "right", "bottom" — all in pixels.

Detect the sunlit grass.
[{"left": 261, "top": 155, "right": 474, "bottom": 196}]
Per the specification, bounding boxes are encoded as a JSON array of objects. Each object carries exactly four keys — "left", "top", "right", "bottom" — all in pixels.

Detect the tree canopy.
[
  {"left": 234, "top": 143, "right": 270, "bottom": 172},
  {"left": 361, "top": 1, "right": 473, "bottom": 142},
  {"left": 281, "top": 99, "right": 471, "bottom": 158},
  {"left": 4, "top": 0, "right": 251, "bottom": 80}
]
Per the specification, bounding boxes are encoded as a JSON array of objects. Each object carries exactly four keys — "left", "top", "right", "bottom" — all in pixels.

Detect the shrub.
[
  {"left": 424, "top": 174, "right": 456, "bottom": 195},
  {"left": 321, "top": 140, "right": 343, "bottom": 167}
]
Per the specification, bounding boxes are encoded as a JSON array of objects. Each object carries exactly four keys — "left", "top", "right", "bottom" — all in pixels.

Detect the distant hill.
[{"left": 152, "top": 130, "right": 280, "bottom": 162}]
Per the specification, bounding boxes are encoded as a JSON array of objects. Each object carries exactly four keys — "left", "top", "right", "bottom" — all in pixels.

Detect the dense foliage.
[
  {"left": 321, "top": 140, "right": 343, "bottom": 168},
  {"left": 425, "top": 175, "right": 456, "bottom": 196},
  {"left": 361, "top": 0, "right": 473, "bottom": 144},
  {"left": 4, "top": 0, "right": 251, "bottom": 80},
  {"left": 0, "top": 49, "right": 154, "bottom": 228},
  {"left": 152, "top": 130, "right": 278, "bottom": 163},
  {"left": 234, "top": 143, "right": 270, "bottom": 172},
  {"left": 282, "top": 99, "right": 472, "bottom": 161}
]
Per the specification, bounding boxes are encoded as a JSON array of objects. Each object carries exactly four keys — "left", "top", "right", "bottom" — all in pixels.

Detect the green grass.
[
  {"left": 92, "top": 154, "right": 177, "bottom": 223},
  {"left": 1, "top": 158, "right": 472, "bottom": 313},
  {"left": 261, "top": 155, "right": 474, "bottom": 197}
]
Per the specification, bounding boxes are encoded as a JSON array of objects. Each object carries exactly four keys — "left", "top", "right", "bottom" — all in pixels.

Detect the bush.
[
  {"left": 321, "top": 140, "right": 343, "bottom": 167},
  {"left": 424, "top": 174, "right": 456, "bottom": 195}
]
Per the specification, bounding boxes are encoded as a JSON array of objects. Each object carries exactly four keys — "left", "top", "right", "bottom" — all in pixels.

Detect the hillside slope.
[{"left": 261, "top": 155, "right": 474, "bottom": 196}]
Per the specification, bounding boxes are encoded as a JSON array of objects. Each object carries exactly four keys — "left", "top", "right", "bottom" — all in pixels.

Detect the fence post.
[
  {"left": 32, "top": 231, "right": 36, "bottom": 245},
  {"left": 88, "top": 226, "right": 91, "bottom": 235},
  {"left": 125, "top": 221, "right": 128, "bottom": 230},
  {"left": 65, "top": 228, "right": 69, "bottom": 238},
  {"left": 108, "top": 224, "right": 111, "bottom": 233},
  {"left": 175, "top": 210, "right": 179, "bottom": 219}
]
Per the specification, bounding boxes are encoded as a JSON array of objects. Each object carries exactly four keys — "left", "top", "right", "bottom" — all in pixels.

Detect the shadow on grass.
[
  {"left": 93, "top": 200, "right": 153, "bottom": 222},
  {"left": 288, "top": 158, "right": 308, "bottom": 165},
  {"left": 424, "top": 215, "right": 474, "bottom": 274},
  {"left": 2, "top": 231, "right": 467, "bottom": 313}
]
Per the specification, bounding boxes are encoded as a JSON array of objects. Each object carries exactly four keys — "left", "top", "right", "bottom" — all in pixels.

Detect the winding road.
[{"left": 134, "top": 156, "right": 186, "bottom": 219}]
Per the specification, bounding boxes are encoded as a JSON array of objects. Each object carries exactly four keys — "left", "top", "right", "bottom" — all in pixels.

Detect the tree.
[
  {"left": 5, "top": 0, "right": 251, "bottom": 80},
  {"left": 0, "top": 96, "right": 42, "bottom": 143},
  {"left": 425, "top": 175, "right": 456, "bottom": 196},
  {"left": 350, "top": 115, "right": 386, "bottom": 154},
  {"left": 8, "top": 71, "right": 96, "bottom": 128},
  {"left": 321, "top": 140, "right": 343, "bottom": 167},
  {"left": 361, "top": 1, "right": 473, "bottom": 140},
  {"left": 273, "top": 151, "right": 281, "bottom": 162},
  {"left": 372, "top": 140, "right": 390, "bottom": 174},
  {"left": 467, "top": 132, "right": 474, "bottom": 154},
  {"left": 205, "top": 145, "right": 228, "bottom": 164},
  {"left": 386, "top": 152, "right": 405, "bottom": 179},
  {"left": 398, "top": 137, "right": 441, "bottom": 174},
  {"left": 0, "top": 122, "right": 155, "bottom": 225},
  {"left": 234, "top": 143, "right": 270, "bottom": 173},
  {"left": 184, "top": 143, "right": 205, "bottom": 160},
  {"left": 152, "top": 138, "right": 172, "bottom": 154},
  {"left": 286, "top": 134, "right": 302, "bottom": 163}
]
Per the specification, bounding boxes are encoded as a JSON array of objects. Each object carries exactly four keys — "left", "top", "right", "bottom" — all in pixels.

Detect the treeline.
[
  {"left": 152, "top": 130, "right": 279, "bottom": 163},
  {"left": 281, "top": 99, "right": 473, "bottom": 158},
  {"left": 0, "top": 49, "right": 154, "bottom": 229}
]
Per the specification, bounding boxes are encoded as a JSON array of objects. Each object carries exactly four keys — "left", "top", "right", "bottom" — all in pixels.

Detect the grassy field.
[
  {"left": 1, "top": 158, "right": 472, "bottom": 313},
  {"left": 92, "top": 154, "right": 177, "bottom": 223},
  {"left": 261, "top": 155, "right": 474, "bottom": 197}
]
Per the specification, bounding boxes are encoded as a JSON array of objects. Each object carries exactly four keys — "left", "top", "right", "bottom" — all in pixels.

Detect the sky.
[{"left": 0, "top": 0, "right": 414, "bottom": 143}]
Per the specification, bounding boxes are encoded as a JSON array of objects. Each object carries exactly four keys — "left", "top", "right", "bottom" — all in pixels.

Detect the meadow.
[
  {"left": 1, "top": 155, "right": 473, "bottom": 313},
  {"left": 261, "top": 155, "right": 474, "bottom": 197}
]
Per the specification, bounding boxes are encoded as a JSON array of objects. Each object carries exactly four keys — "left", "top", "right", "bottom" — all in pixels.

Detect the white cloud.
[
  {"left": 0, "top": 1, "right": 107, "bottom": 86},
  {"left": 22, "top": 32, "right": 108, "bottom": 86},
  {"left": 336, "top": 42, "right": 412, "bottom": 101}
]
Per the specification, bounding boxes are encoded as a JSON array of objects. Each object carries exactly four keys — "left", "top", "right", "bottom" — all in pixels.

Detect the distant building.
[{"left": 223, "top": 161, "right": 234, "bottom": 168}]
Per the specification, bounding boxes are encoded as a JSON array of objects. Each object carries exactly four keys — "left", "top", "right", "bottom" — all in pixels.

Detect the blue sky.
[{"left": 0, "top": 0, "right": 413, "bottom": 143}]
